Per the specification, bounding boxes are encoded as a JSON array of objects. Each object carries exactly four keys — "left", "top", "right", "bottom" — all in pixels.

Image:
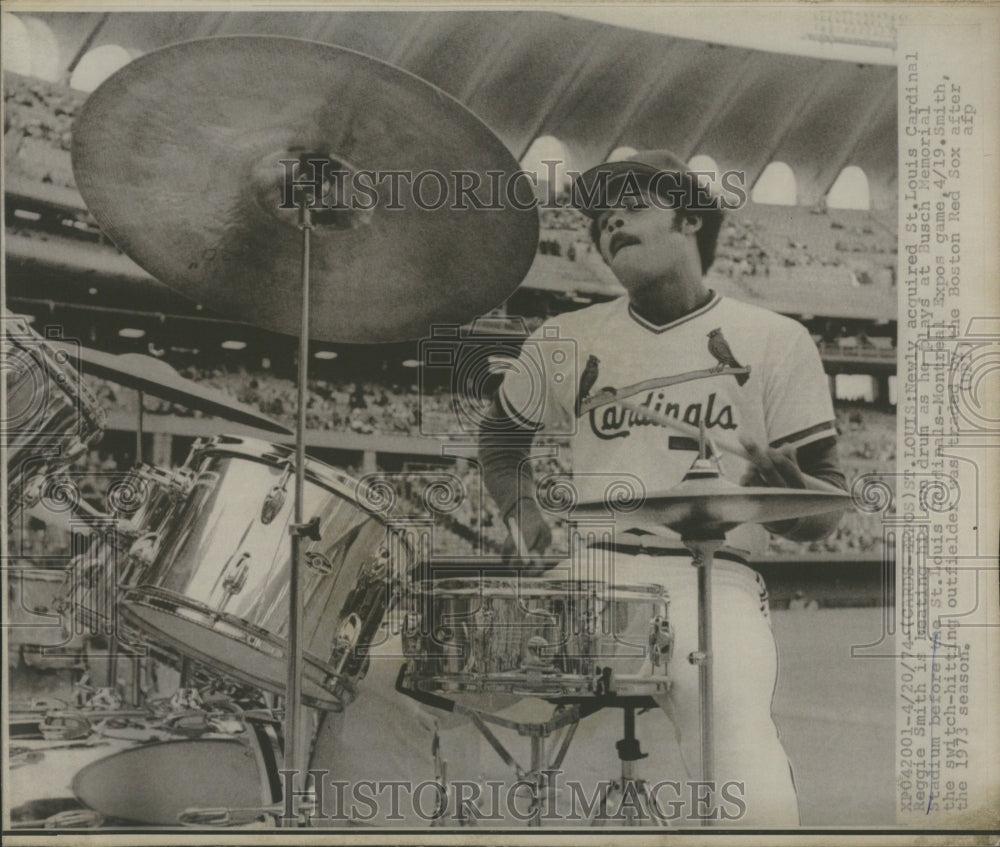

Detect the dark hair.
[{"left": 588, "top": 174, "right": 724, "bottom": 275}]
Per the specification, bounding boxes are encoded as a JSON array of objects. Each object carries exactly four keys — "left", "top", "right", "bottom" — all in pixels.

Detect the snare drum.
[
  {"left": 119, "top": 435, "right": 410, "bottom": 710},
  {"left": 402, "top": 576, "right": 673, "bottom": 699},
  {"left": 3, "top": 312, "right": 105, "bottom": 518}
]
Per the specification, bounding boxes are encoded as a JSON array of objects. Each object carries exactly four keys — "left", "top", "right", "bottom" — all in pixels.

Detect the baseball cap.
[{"left": 571, "top": 149, "right": 718, "bottom": 218}]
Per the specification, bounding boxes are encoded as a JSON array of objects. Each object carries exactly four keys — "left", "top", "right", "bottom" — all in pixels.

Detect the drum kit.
[{"left": 4, "top": 35, "right": 851, "bottom": 828}]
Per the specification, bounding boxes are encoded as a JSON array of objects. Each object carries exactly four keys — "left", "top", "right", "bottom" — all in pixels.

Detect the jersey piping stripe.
[
  {"left": 626, "top": 290, "right": 720, "bottom": 333},
  {"left": 769, "top": 420, "right": 837, "bottom": 449}
]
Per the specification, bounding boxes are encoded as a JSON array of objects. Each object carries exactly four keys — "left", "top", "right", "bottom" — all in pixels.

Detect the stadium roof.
[{"left": 20, "top": 9, "right": 897, "bottom": 209}]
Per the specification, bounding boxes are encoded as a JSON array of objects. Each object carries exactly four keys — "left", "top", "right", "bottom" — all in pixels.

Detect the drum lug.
[
  {"left": 221, "top": 553, "right": 250, "bottom": 595},
  {"left": 521, "top": 635, "right": 554, "bottom": 670},
  {"left": 171, "top": 467, "right": 196, "bottom": 499},
  {"left": 648, "top": 615, "right": 674, "bottom": 668},
  {"left": 128, "top": 532, "right": 161, "bottom": 570},
  {"left": 261, "top": 461, "right": 292, "bottom": 524}
]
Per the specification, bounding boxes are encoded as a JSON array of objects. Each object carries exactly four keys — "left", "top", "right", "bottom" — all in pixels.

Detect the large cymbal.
[
  {"left": 71, "top": 37, "right": 538, "bottom": 343},
  {"left": 53, "top": 343, "right": 292, "bottom": 435},
  {"left": 574, "top": 474, "right": 851, "bottom": 536}
]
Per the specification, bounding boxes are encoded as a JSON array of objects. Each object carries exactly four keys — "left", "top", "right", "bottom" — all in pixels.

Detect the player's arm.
[
  {"left": 739, "top": 435, "right": 847, "bottom": 541},
  {"left": 478, "top": 395, "right": 552, "bottom": 556}
]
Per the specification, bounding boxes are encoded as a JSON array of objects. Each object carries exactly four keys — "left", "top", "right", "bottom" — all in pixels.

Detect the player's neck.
[{"left": 627, "top": 275, "right": 712, "bottom": 327}]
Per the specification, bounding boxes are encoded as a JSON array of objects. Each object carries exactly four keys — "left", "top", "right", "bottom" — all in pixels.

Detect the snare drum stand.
[
  {"left": 396, "top": 667, "right": 581, "bottom": 827},
  {"left": 586, "top": 697, "right": 667, "bottom": 827}
]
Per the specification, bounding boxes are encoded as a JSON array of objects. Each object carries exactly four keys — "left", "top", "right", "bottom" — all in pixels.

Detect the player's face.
[{"left": 595, "top": 190, "right": 695, "bottom": 291}]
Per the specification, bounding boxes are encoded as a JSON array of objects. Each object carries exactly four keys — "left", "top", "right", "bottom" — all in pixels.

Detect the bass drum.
[
  {"left": 72, "top": 722, "right": 282, "bottom": 826},
  {"left": 119, "top": 435, "right": 412, "bottom": 710}
]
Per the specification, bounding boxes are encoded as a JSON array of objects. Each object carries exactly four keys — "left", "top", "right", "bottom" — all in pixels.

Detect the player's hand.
[
  {"left": 501, "top": 498, "right": 552, "bottom": 562},
  {"left": 738, "top": 437, "right": 846, "bottom": 539},
  {"left": 738, "top": 438, "right": 807, "bottom": 489}
]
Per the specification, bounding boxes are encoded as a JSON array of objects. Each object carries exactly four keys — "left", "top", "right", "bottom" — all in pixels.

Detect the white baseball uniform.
[
  {"left": 494, "top": 290, "right": 837, "bottom": 824},
  {"left": 310, "top": 291, "right": 835, "bottom": 827}
]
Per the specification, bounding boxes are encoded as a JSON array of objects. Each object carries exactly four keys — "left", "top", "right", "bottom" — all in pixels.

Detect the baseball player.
[
  {"left": 309, "top": 150, "right": 846, "bottom": 827},
  {"left": 477, "top": 150, "right": 848, "bottom": 825}
]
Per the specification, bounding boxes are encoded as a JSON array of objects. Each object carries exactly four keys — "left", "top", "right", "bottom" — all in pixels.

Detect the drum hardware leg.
[
  {"left": 395, "top": 666, "right": 584, "bottom": 826},
  {"left": 587, "top": 702, "right": 668, "bottom": 828},
  {"left": 129, "top": 657, "right": 142, "bottom": 706},
  {"left": 681, "top": 534, "right": 723, "bottom": 827},
  {"left": 429, "top": 726, "right": 450, "bottom": 826},
  {"left": 527, "top": 733, "right": 545, "bottom": 827}
]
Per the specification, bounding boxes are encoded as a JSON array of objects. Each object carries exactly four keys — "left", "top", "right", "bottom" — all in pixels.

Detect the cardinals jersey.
[{"left": 496, "top": 291, "right": 837, "bottom": 557}]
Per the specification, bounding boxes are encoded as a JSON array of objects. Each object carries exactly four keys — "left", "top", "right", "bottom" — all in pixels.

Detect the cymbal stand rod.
[
  {"left": 283, "top": 202, "right": 313, "bottom": 826},
  {"left": 125, "top": 396, "right": 145, "bottom": 705},
  {"left": 136, "top": 391, "right": 144, "bottom": 463},
  {"left": 683, "top": 535, "right": 722, "bottom": 826}
]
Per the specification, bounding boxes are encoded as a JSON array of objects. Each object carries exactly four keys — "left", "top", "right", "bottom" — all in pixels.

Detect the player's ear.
[{"left": 681, "top": 215, "right": 703, "bottom": 235}]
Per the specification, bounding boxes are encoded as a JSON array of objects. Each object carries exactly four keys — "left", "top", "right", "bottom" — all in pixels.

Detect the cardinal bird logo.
[
  {"left": 707, "top": 328, "right": 750, "bottom": 386},
  {"left": 576, "top": 354, "right": 600, "bottom": 416}
]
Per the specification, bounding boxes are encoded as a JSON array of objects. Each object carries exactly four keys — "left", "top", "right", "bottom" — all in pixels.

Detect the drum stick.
[
  {"left": 614, "top": 397, "right": 751, "bottom": 461},
  {"left": 505, "top": 515, "right": 530, "bottom": 560},
  {"left": 615, "top": 398, "right": 846, "bottom": 496}
]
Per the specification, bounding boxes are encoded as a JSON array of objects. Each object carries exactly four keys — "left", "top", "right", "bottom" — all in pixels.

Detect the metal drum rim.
[
  {"left": 187, "top": 434, "right": 369, "bottom": 507},
  {"left": 410, "top": 577, "right": 670, "bottom": 598},
  {"left": 120, "top": 589, "right": 356, "bottom": 710}
]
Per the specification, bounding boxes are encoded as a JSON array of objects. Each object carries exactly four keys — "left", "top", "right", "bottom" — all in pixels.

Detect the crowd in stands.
[
  {"left": 4, "top": 73, "right": 81, "bottom": 188},
  {"left": 533, "top": 187, "right": 896, "bottom": 294},
  {"left": 89, "top": 369, "right": 460, "bottom": 437}
]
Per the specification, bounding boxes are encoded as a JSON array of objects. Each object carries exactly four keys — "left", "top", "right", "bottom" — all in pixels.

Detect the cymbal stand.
[
  {"left": 678, "top": 428, "right": 724, "bottom": 825},
  {"left": 282, "top": 164, "right": 317, "bottom": 826},
  {"left": 680, "top": 532, "right": 722, "bottom": 826}
]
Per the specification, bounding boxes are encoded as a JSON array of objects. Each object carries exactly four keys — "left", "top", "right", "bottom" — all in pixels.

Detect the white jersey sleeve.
[
  {"left": 495, "top": 323, "right": 575, "bottom": 435},
  {"left": 763, "top": 321, "right": 837, "bottom": 449}
]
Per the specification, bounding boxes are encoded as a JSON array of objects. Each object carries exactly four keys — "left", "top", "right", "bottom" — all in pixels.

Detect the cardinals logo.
[
  {"left": 576, "top": 354, "right": 600, "bottom": 416},
  {"left": 707, "top": 328, "right": 750, "bottom": 386}
]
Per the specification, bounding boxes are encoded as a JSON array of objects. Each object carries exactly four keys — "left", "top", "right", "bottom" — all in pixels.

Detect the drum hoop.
[
  {"left": 244, "top": 720, "right": 284, "bottom": 805},
  {"left": 188, "top": 435, "right": 364, "bottom": 504},
  {"left": 119, "top": 601, "right": 349, "bottom": 710},
  {"left": 410, "top": 578, "right": 669, "bottom": 599},
  {"left": 122, "top": 587, "right": 349, "bottom": 678},
  {"left": 411, "top": 673, "right": 670, "bottom": 698}
]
